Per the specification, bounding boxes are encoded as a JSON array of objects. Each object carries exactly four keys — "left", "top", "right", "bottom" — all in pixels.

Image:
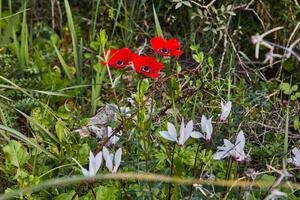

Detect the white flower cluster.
[{"left": 159, "top": 101, "right": 249, "bottom": 162}]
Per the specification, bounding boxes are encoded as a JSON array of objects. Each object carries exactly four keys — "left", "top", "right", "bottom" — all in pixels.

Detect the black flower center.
[
  {"left": 159, "top": 48, "right": 169, "bottom": 54},
  {"left": 141, "top": 66, "right": 151, "bottom": 73},
  {"left": 115, "top": 60, "right": 125, "bottom": 66}
]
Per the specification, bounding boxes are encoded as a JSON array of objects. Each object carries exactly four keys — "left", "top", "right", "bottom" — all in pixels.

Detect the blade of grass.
[
  {"left": 91, "top": 0, "right": 101, "bottom": 40},
  {"left": 283, "top": 105, "right": 290, "bottom": 170},
  {"left": 16, "top": 110, "right": 60, "bottom": 145},
  {"left": 91, "top": 65, "right": 107, "bottom": 114},
  {"left": 64, "top": 0, "right": 82, "bottom": 83},
  {"left": 1, "top": 172, "right": 300, "bottom": 200},
  {"left": 53, "top": 44, "right": 73, "bottom": 81},
  {"left": 0, "top": 105, "right": 10, "bottom": 141},
  {"left": 20, "top": 3, "right": 28, "bottom": 66},
  {"left": 111, "top": 0, "right": 123, "bottom": 39},
  {"left": 152, "top": 4, "right": 163, "bottom": 37},
  {"left": 0, "top": 125, "right": 57, "bottom": 159}
]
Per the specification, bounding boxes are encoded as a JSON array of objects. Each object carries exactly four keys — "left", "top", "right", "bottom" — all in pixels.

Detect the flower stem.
[
  {"left": 167, "top": 143, "right": 176, "bottom": 200},
  {"left": 188, "top": 142, "right": 202, "bottom": 199}
]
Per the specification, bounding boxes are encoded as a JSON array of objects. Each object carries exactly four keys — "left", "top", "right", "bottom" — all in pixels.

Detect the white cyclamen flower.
[
  {"left": 107, "top": 126, "right": 122, "bottom": 145},
  {"left": 102, "top": 147, "right": 122, "bottom": 173},
  {"left": 213, "top": 131, "right": 247, "bottom": 162},
  {"left": 190, "top": 115, "right": 213, "bottom": 142},
  {"left": 220, "top": 101, "right": 232, "bottom": 121},
  {"left": 72, "top": 151, "right": 102, "bottom": 177},
  {"left": 159, "top": 120, "right": 197, "bottom": 147},
  {"left": 287, "top": 147, "right": 300, "bottom": 167}
]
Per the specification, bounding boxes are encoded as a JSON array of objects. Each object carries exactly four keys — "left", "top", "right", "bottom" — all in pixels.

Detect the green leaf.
[
  {"left": 190, "top": 44, "right": 200, "bottom": 51},
  {"left": 291, "top": 95, "right": 297, "bottom": 101},
  {"left": 99, "top": 29, "right": 107, "bottom": 47},
  {"left": 53, "top": 44, "right": 73, "bottom": 81},
  {"left": 55, "top": 119, "right": 66, "bottom": 143},
  {"left": 193, "top": 52, "right": 204, "bottom": 63},
  {"left": 182, "top": 1, "right": 192, "bottom": 7},
  {"left": 280, "top": 82, "right": 292, "bottom": 95},
  {"left": 3, "top": 140, "right": 29, "bottom": 168},
  {"left": 208, "top": 56, "right": 214, "bottom": 67},
  {"left": 0, "top": 125, "right": 57, "bottom": 159},
  {"left": 55, "top": 191, "right": 76, "bottom": 200},
  {"left": 152, "top": 5, "right": 163, "bottom": 37},
  {"left": 256, "top": 174, "right": 276, "bottom": 188},
  {"left": 291, "top": 85, "right": 298, "bottom": 91},
  {"left": 96, "top": 186, "right": 117, "bottom": 200},
  {"left": 139, "top": 79, "right": 149, "bottom": 94},
  {"left": 64, "top": 0, "right": 82, "bottom": 82},
  {"left": 175, "top": 2, "right": 182, "bottom": 9}
]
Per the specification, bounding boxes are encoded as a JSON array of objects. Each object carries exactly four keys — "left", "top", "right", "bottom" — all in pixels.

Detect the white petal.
[
  {"left": 235, "top": 131, "right": 245, "bottom": 151},
  {"left": 113, "top": 148, "right": 122, "bottom": 173},
  {"left": 185, "top": 120, "right": 193, "bottom": 138},
  {"left": 88, "top": 151, "right": 96, "bottom": 176},
  {"left": 201, "top": 115, "right": 207, "bottom": 133},
  {"left": 201, "top": 115, "right": 213, "bottom": 136},
  {"left": 220, "top": 101, "right": 232, "bottom": 121},
  {"left": 107, "top": 126, "right": 113, "bottom": 137},
  {"left": 190, "top": 131, "right": 204, "bottom": 139},
  {"left": 102, "top": 147, "right": 113, "bottom": 172},
  {"left": 178, "top": 119, "right": 186, "bottom": 145},
  {"left": 183, "top": 120, "right": 193, "bottom": 143},
  {"left": 213, "top": 150, "right": 230, "bottom": 160},
  {"left": 92, "top": 151, "right": 102, "bottom": 174},
  {"left": 159, "top": 131, "right": 177, "bottom": 142},
  {"left": 167, "top": 122, "right": 178, "bottom": 142},
  {"left": 292, "top": 147, "right": 300, "bottom": 159},
  {"left": 83, "top": 168, "right": 90, "bottom": 177},
  {"left": 72, "top": 158, "right": 90, "bottom": 177}
]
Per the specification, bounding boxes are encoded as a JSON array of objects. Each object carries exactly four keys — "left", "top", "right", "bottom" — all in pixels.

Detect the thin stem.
[
  {"left": 167, "top": 143, "right": 176, "bottom": 200},
  {"left": 104, "top": 63, "right": 127, "bottom": 130},
  {"left": 283, "top": 105, "right": 290, "bottom": 171},
  {"left": 224, "top": 158, "right": 233, "bottom": 194},
  {"left": 188, "top": 142, "right": 202, "bottom": 199}
]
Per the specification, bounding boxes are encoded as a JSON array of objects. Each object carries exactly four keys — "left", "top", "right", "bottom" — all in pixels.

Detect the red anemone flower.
[
  {"left": 102, "top": 48, "right": 132, "bottom": 69},
  {"left": 150, "top": 36, "right": 183, "bottom": 57},
  {"left": 132, "top": 54, "right": 164, "bottom": 78}
]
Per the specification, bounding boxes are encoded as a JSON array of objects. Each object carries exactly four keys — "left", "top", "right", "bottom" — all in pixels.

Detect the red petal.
[
  {"left": 148, "top": 72, "right": 160, "bottom": 78},
  {"left": 104, "top": 48, "right": 132, "bottom": 69},
  {"left": 150, "top": 37, "right": 166, "bottom": 51},
  {"left": 171, "top": 50, "right": 183, "bottom": 56},
  {"left": 166, "top": 38, "right": 181, "bottom": 51}
]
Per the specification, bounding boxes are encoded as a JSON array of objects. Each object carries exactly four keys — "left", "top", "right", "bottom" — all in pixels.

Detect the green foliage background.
[{"left": 0, "top": 0, "right": 300, "bottom": 199}]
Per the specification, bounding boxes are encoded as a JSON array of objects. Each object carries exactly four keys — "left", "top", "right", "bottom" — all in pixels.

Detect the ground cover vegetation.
[{"left": 0, "top": 0, "right": 300, "bottom": 199}]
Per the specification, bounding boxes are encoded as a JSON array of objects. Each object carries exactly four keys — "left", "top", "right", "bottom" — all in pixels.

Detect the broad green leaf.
[
  {"left": 3, "top": 140, "right": 29, "bottom": 168},
  {"left": 256, "top": 174, "right": 276, "bottom": 188},
  {"left": 280, "top": 82, "right": 292, "bottom": 95},
  {"left": 291, "top": 85, "right": 298, "bottom": 91},
  {"left": 55, "top": 191, "right": 76, "bottom": 200},
  {"left": 96, "top": 186, "right": 117, "bottom": 200}
]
